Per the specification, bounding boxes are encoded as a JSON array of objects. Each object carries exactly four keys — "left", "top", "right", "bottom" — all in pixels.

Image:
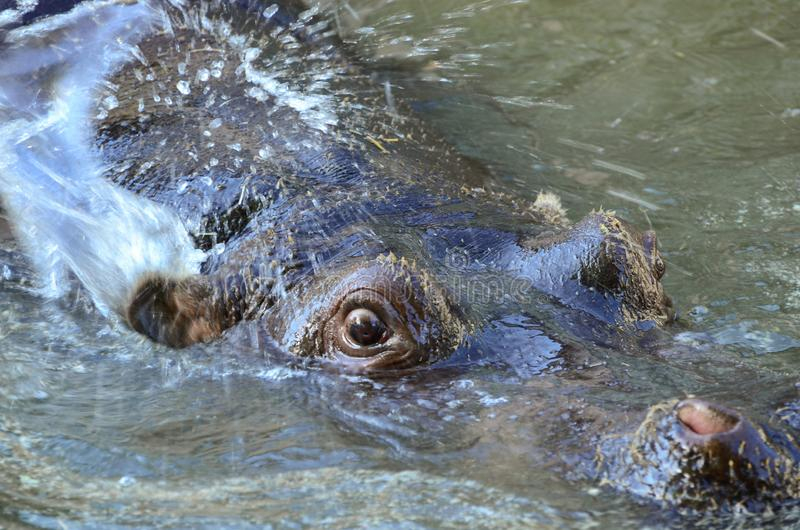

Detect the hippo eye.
[
  {"left": 345, "top": 308, "right": 389, "bottom": 346},
  {"left": 330, "top": 295, "right": 401, "bottom": 359}
]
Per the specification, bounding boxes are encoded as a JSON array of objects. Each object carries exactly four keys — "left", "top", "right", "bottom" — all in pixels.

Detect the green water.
[
  {"left": 334, "top": 0, "right": 800, "bottom": 345},
  {"left": 0, "top": 0, "right": 799, "bottom": 528}
]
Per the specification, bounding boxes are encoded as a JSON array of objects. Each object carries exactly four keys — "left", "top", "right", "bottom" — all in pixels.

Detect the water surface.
[{"left": 0, "top": 0, "right": 799, "bottom": 528}]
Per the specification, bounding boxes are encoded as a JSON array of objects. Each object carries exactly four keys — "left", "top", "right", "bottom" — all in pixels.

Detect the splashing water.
[{"left": 0, "top": 1, "right": 205, "bottom": 316}]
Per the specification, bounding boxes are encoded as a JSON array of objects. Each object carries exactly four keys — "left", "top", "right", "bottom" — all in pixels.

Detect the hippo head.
[
  {"left": 88, "top": 0, "right": 672, "bottom": 366},
  {"left": 256, "top": 195, "right": 676, "bottom": 369},
  {"left": 598, "top": 398, "right": 800, "bottom": 511},
  {"left": 126, "top": 195, "right": 674, "bottom": 369}
]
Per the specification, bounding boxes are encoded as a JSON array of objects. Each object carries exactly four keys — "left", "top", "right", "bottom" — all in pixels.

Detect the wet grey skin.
[
  {"left": 87, "top": 0, "right": 798, "bottom": 513},
  {"left": 103, "top": 0, "right": 672, "bottom": 366}
]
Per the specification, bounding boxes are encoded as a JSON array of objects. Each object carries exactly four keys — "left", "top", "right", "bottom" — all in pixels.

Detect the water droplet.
[
  {"left": 209, "top": 118, "right": 222, "bottom": 129},
  {"left": 244, "top": 48, "right": 260, "bottom": 63},
  {"left": 176, "top": 80, "right": 191, "bottom": 95},
  {"left": 227, "top": 143, "right": 241, "bottom": 152},
  {"left": 72, "top": 364, "right": 88, "bottom": 374},
  {"left": 177, "top": 62, "right": 187, "bottom": 75},
  {"left": 103, "top": 95, "right": 118, "bottom": 110},
  {"left": 209, "top": 158, "right": 219, "bottom": 167},
  {"left": 263, "top": 4, "right": 279, "bottom": 19},
  {"left": 137, "top": 98, "right": 145, "bottom": 113},
  {"left": 246, "top": 86, "right": 267, "bottom": 101},
  {"left": 196, "top": 68, "right": 210, "bottom": 82},
  {"left": 118, "top": 476, "right": 136, "bottom": 487},
  {"left": 20, "top": 475, "right": 39, "bottom": 488}
]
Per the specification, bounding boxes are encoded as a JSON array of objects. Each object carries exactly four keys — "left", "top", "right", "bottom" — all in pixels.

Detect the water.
[
  {"left": 0, "top": 0, "right": 799, "bottom": 528},
  {"left": 0, "top": 1, "right": 204, "bottom": 314}
]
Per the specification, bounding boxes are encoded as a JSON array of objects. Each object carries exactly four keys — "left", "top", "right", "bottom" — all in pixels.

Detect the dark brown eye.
[{"left": 345, "top": 308, "right": 389, "bottom": 346}]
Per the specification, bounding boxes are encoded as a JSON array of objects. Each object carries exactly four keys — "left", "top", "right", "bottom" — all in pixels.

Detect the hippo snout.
[
  {"left": 600, "top": 397, "right": 800, "bottom": 511},
  {"left": 668, "top": 397, "right": 800, "bottom": 510}
]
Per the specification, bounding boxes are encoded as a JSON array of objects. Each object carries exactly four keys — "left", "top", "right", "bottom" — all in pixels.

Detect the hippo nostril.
[{"left": 676, "top": 399, "right": 740, "bottom": 436}]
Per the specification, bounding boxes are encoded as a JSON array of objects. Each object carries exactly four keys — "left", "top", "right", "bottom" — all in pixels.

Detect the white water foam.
[
  {"left": 0, "top": 1, "right": 205, "bottom": 316},
  {"left": 0, "top": 0, "right": 39, "bottom": 28}
]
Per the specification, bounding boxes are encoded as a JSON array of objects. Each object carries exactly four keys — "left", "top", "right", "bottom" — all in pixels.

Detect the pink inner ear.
[{"left": 677, "top": 403, "right": 738, "bottom": 435}]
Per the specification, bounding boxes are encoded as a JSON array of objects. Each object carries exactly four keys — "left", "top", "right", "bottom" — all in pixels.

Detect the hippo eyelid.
[
  {"left": 325, "top": 287, "right": 413, "bottom": 360},
  {"left": 333, "top": 287, "right": 405, "bottom": 323}
]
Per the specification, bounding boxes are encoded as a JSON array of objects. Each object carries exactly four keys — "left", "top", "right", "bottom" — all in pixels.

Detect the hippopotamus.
[
  {"left": 95, "top": 0, "right": 673, "bottom": 359},
  {"left": 1, "top": 0, "right": 798, "bottom": 516}
]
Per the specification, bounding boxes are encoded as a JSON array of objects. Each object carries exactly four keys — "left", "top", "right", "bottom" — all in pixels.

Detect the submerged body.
[{"left": 0, "top": 0, "right": 797, "bottom": 515}]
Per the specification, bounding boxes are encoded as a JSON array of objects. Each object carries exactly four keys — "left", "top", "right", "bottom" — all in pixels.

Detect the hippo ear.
[{"left": 126, "top": 275, "right": 229, "bottom": 348}]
